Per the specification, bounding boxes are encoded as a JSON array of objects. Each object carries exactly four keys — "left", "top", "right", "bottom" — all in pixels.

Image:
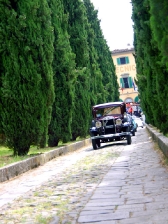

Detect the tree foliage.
[
  {"left": 0, "top": 0, "right": 54, "bottom": 155},
  {"left": 132, "top": 0, "right": 168, "bottom": 134},
  {"left": 84, "top": 0, "right": 119, "bottom": 102},
  {"left": 0, "top": 0, "right": 120, "bottom": 154},
  {"left": 63, "top": 0, "right": 91, "bottom": 141},
  {"left": 149, "top": 0, "right": 168, "bottom": 69},
  {"left": 48, "top": 0, "right": 76, "bottom": 146},
  {"left": 83, "top": 0, "right": 105, "bottom": 105}
]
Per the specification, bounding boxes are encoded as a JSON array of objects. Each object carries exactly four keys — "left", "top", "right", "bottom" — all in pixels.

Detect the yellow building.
[{"left": 111, "top": 48, "right": 139, "bottom": 103}]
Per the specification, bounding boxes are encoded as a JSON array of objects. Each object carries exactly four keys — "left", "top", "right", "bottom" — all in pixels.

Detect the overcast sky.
[{"left": 90, "top": 0, "right": 134, "bottom": 51}]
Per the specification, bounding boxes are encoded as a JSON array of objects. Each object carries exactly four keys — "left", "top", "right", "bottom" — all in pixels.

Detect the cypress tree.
[
  {"left": 149, "top": 0, "right": 168, "bottom": 133},
  {"left": 132, "top": 0, "right": 156, "bottom": 124},
  {"left": 94, "top": 29, "right": 119, "bottom": 102},
  {"left": 84, "top": 0, "right": 119, "bottom": 102},
  {"left": 149, "top": 0, "right": 168, "bottom": 69},
  {"left": 83, "top": 0, "right": 105, "bottom": 105},
  {"left": 47, "top": 0, "right": 76, "bottom": 146},
  {"left": 0, "top": 0, "right": 54, "bottom": 155},
  {"left": 63, "top": 0, "right": 91, "bottom": 140},
  {"left": 132, "top": 0, "right": 168, "bottom": 133},
  {"left": 84, "top": 0, "right": 119, "bottom": 103}
]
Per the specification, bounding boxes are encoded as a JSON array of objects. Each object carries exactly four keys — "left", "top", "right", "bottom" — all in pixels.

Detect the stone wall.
[
  {"left": 0, "top": 139, "right": 91, "bottom": 183},
  {"left": 146, "top": 124, "right": 168, "bottom": 158}
]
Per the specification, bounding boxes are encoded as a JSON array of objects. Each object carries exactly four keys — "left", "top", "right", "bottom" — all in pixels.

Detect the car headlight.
[
  {"left": 95, "top": 121, "right": 102, "bottom": 128},
  {"left": 116, "top": 119, "right": 122, "bottom": 125}
]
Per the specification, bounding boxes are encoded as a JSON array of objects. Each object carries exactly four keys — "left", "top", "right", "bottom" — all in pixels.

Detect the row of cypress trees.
[
  {"left": 0, "top": 0, "right": 119, "bottom": 156},
  {"left": 132, "top": 0, "right": 168, "bottom": 134}
]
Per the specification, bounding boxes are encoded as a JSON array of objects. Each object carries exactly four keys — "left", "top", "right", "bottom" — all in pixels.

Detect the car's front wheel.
[
  {"left": 127, "top": 135, "right": 132, "bottom": 145},
  {"left": 92, "top": 139, "right": 100, "bottom": 150}
]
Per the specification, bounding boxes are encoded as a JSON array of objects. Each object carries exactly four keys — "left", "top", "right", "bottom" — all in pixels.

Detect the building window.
[
  {"left": 117, "top": 56, "right": 129, "bottom": 65},
  {"left": 120, "top": 76, "right": 133, "bottom": 89}
]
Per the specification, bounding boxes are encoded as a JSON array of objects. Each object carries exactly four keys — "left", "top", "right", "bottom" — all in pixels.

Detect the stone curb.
[
  {"left": 0, "top": 138, "right": 91, "bottom": 183},
  {"left": 146, "top": 124, "right": 168, "bottom": 158}
]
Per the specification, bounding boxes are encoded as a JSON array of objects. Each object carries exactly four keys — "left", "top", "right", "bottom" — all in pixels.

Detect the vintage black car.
[{"left": 90, "top": 102, "right": 132, "bottom": 149}]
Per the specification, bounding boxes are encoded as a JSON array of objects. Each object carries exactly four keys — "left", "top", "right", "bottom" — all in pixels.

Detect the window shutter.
[
  {"left": 120, "top": 78, "right": 124, "bottom": 88},
  {"left": 117, "top": 58, "right": 121, "bottom": 65},
  {"left": 126, "top": 57, "right": 129, "bottom": 64},
  {"left": 128, "top": 77, "right": 133, "bottom": 88}
]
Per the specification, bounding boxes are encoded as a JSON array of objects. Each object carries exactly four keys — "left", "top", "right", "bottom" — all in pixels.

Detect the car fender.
[{"left": 123, "top": 122, "right": 130, "bottom": 127}]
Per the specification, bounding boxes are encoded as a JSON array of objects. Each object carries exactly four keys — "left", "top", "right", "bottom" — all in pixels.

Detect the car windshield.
[{"left": 96, "top": 106, "right": 121, "bottom": 118}]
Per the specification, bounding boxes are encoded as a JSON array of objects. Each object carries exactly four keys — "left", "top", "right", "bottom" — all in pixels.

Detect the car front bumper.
[{"left": 91, "top": 132, "right": 131, "bottom": 140}]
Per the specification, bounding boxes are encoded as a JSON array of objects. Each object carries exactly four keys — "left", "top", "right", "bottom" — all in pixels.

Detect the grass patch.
[
  {"left": 11, "top": 207, "right": 33, "bottom": 215},
  {"left": 162, "top": 157, "right": 168, "bottom": 167},
  {"left": 0, "top": 145, "right": 51, "bottom": 168},
  {"left": 153, "top": 141, "right": 168, "bottom": 169},
  {"left": 0, "top": 136, "right": 89, "bottom": 168},
  {"left": 35, "top": 215, "right": 52, "bottom": 224}
]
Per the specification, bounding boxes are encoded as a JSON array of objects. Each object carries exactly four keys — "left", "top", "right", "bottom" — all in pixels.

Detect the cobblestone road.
[{"left": 0, "top": 126, "right": 168, "bottom": 223}]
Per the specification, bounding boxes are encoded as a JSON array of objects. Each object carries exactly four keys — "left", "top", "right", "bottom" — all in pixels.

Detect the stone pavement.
[
  {"left": 0, "top": 126, "right": 168, "bottom": 223},
  {"left": 78, "top": 128, "right": 168, "bottom": 224}
]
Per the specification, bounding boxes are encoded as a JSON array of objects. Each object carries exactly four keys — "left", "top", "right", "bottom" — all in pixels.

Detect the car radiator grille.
[{"left": 105, "top": 120, "right": 116, "bottom": 134}]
